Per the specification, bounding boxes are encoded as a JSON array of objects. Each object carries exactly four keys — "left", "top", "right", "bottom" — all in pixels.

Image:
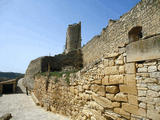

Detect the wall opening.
[
  {"left": 2, "top": 84, "right": 13, "bottom": 94},
  {"left": 128, "top": 26, "right": 142, "bottom": 43}
]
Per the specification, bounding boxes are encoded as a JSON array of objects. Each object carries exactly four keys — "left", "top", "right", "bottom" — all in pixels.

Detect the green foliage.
[
  {"left": 0, "top": 72, "right": 24, "bottom": 81},
  {"left": 39, "top": 70, "right": 78, "bottom": 84}
]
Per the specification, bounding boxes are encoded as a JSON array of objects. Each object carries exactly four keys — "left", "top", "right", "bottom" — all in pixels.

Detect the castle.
[{"left": 24, "top": 0, "right": 160, "bottom": 119}]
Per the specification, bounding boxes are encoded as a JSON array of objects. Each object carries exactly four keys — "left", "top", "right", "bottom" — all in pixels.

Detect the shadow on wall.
[{"left": 24, "top": 49, "right": 83, "bottom": 90}]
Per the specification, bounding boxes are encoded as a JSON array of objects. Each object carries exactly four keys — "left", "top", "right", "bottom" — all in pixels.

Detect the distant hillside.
[{"left": 0, "top": 72, "right": 24, "bottom": 81}]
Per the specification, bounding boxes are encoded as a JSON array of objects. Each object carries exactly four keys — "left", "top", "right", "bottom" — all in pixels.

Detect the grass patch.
[{"left": 39, "top": 70, "right": 79, "bottom": 84}]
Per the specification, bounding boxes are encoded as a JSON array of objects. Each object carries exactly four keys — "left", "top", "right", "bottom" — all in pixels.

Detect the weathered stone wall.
[
  {"left": 33, "top": 47, "right": 136, "bottom": 120},
  {"left": 24, "top": 50, "right": 83, "bottom": 90},
  {"left": 65, "top": 22, "right": 81, "bottom": 54},
  {"left": 136, "top": 60, "right": 160, "bottom": 119},
  {"left": 31, "top": 0, "right": 160, "bottom": 119},
  {"left": 34, "top": 48, "right": 160, "bottom": 120},
  {"left": 82, "top": 0, "right": 160, "bottom": 66}
]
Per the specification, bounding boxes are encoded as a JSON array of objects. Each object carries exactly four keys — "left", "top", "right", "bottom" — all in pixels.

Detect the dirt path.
[{"left": 0, "top": 94, "right": 69, "bottom": 120}]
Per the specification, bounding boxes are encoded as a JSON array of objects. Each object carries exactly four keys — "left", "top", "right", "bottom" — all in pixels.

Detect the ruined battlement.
[{"left": 65, "top": 22, "right": 81, "bottom": 54}]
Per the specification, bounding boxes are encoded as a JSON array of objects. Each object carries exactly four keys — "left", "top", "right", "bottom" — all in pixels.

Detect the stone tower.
[{"left": 65, "top": 22, "right": 81, "bottom": 54}]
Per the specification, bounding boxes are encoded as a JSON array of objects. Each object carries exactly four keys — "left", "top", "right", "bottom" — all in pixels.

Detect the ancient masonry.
[{"left": 25, "top": 0, "right": 160, "bottom": 120}]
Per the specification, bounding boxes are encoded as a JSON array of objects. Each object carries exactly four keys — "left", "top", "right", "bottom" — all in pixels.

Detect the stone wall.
[
  {"left": 31, "top": 0, "right": 160, "bottom": 119},
  {"left": 34, "top": 33, "right": 160, "bottom": 120},
  {"left": 136, "top": 60, "right": 160, "bottom": 119},
  {"left": 24, "top": 50, "right": 83, "bottom": 90},
  {"left": 82, "top": 0, "right": 160, "bottom": 66}
]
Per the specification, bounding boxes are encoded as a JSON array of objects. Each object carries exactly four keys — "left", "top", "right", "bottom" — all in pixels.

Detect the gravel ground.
[{"left": 0, "top": 94, "right": 69, "bottom": 120}]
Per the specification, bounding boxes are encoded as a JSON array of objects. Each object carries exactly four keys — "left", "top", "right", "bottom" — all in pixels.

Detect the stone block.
[
  {"left": 148, "top": 66, "right": 157, "bottom": 72},
  {"left": 83, "top": 93, "right": 90, "bottom": 100},
  {"left": 150, "top": 72, "right": 160, "bottom": 78},
  {"left": 88, "top": 101, "right": 104, "bottom": 112},
  {"left": 92, "top": 79, "right": 102, "bottom": 84},
  {"left": 114, "top": 108, "right": 130, "bottom": 119},
  {"left": 97, "top": 86, "right": 106, "bottom": 97},
  {"left": 115, "top": 60, "right": 124, "bottom": 65},
  {"left": 138, "top": 97, "right": 146, "bottom": 102},
  {"left": 109, "top": 75, "right": 124, "bottom": 85},
  {"left": 144, "top": 78, "right": 157, "bottom": 83},
  {"left": 137, "top": 64, "right": 143, "bottom": 68},
  {"left": 83, "top": 85, "right": 90, "bottom": 90},
  {"left": 92, "top": 94, "right": 113, "bottom": 108},
  {"left": 91, "top": 85, "right": 106, "bottom": 97},
  {"left": 125, "top": 74, "right": 136, "bottom": 86},
  {"left": 119, "top": 85, "right": 137, "bottom": 95},
  {"left": 112, "top": 102, "right": 120, "bottom": 108},
  {"left": 102, "top": 76, "right": 109, "bottom": 85},
  {"left": 137, "top": 67, "right": 148, "bottom": 73},
  {"left": 104, "top": 66, "right": 119, "bottom": 75},
  {"left": 114, "top": 93, "right": 128, "bottom": 102},
  {"left": 106, "top": 86, "right": 119, "bottom": 94},
  {"left": 144, "top": 61, "right": 157, "bottom": 66},
  {"left": 115, "top": 55, "right": 124, "bottom": 65},
  {"left": 122, "top": 103, "right": 138, "bottom": 115},
  {"left": 125, "top": 63, "right": 136, "bottom": 74},
  {"left": 158, "top": 65, "right": 160, "bottom": 71},
  {"left": 105, "top": 94, "right": 114, "bottom": 101},
  {"left": 128, "top": 94, "right": 138, "bottom": 106},
  {"left": 148, "top": 83, "right": 160, "bottom": 91},
  {"left": 82, "top": 108, "right": 106, "bottom": 120},
  {"left": 119, "top": 66, "right": 125, "bottom": 74},
  {"left": 108, "top": 59, "right": 115, "bottom": 66},
  {"left": 139, "top": 102, "right": 146, "bottom": 109},
  {"left": 103, "top": 59, "right": 109, "bottom": 67},
  {"left": 147, "top": 90, "right": 159, "bottom": 97},
  {"left": 138, "top": 108, "right": 146, "bottom": 117},
  {"left": 138, "top": 90, "right": 147, "bottom": 97},
  {"left": 136, "top": 73, "right": 150, "bottom": 77},
  {"left": 147, "top": 110, "right": 160, "bottom": 120}
]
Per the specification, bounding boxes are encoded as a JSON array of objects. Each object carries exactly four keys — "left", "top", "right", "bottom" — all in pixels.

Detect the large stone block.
[
  {"left": 119, "top": 66, "right": 125, "bottom": 74},
  {"left": 112, "top": 102, "right": 120, "bottom": 108},
  {"left": 126, "top": 36, "right": 160, "bottom": 62},
  {"left": 92, "top": 94, "right": 113, "bottom": 108},
  {"left": 125, "top": 74, "right": 136, "bottom": 86},
  {"left": 105, "top": 94, "right": 114, "bottom": 101},
  {"left": 128, "top": 94, "right": 138, "bottom": 106},
  {"left": 109, "top": 75, "right": 124, "bottom": 85},
  {"left": 122, "top": 103, "right": 138, "bottom": 115},
  {"left": 125, "top": 63, "right": 136, "bottom": 74},
  {"left": 91, "top": 85, "right": 106, "bottom": 97},
  {"left": 114, "top": 93, "right": 128, "bottom": 102},
  {"left": 147, "top": 109, "right": 160, "bottom": 120},
  {"left": 105, "top": 86, "right": 119, "bottom": 94},
  {"left": 114, "top": 108, "right": 130, "bottom": 119},
  {"left": 102, "top": 76, "right": 109, "bottom": 85},
  {"left": 92, "top": 79, "right": 102, "bottom": 84},
  {"left": 119, "top": 85, "right": 137, "bottom": 95},
  {"left": 104, "top": 66, "right": 119, "bottom": 75}
]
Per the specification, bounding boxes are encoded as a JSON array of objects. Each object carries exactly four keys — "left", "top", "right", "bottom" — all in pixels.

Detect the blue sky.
[{"left": 0, "top": 0, "right": 140, "bottom": 73}]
